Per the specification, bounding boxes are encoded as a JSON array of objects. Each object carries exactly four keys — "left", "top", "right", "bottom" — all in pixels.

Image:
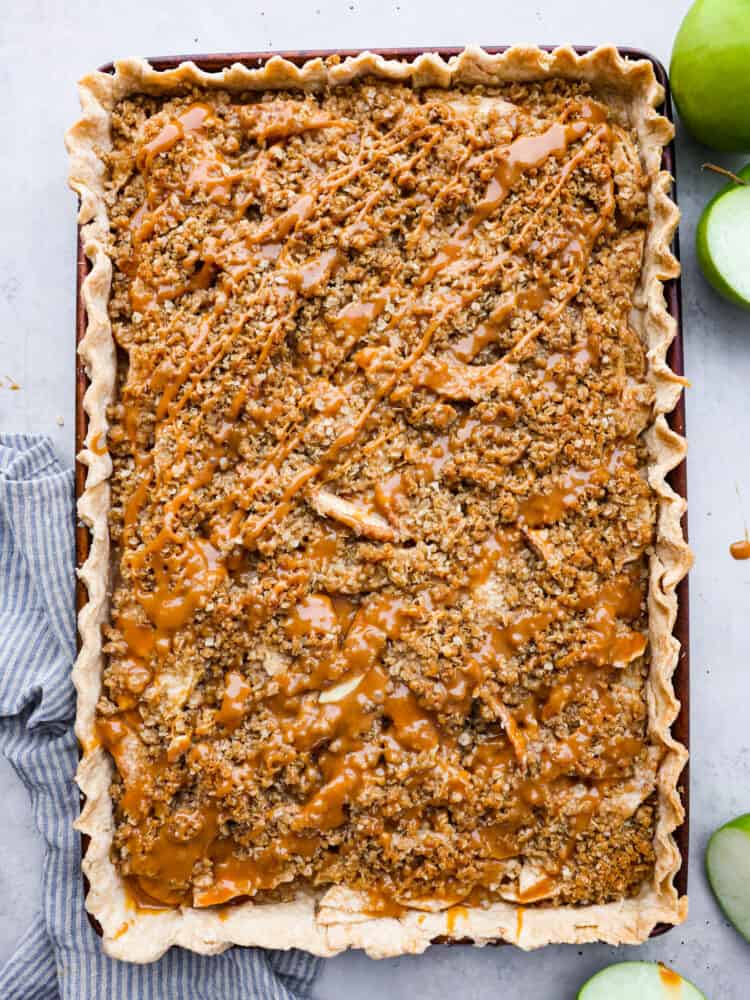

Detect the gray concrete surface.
[{"left": 2, "top": 1, "right": 749, "bottom": 996}]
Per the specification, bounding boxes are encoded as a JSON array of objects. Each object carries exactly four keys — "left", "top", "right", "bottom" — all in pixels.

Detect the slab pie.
[{"left": 67, "top": 45, "right": 691, "bottom": 962}]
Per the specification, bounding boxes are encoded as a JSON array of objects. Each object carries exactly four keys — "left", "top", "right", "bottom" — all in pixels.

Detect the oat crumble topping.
[{"left": 98, "top": 76, "right": 659, "bottom": 913}]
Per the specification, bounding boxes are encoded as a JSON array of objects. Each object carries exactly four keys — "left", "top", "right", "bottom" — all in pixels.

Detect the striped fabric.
[{"left": 0, "top": 434, "right": 321, "bottom": 999}]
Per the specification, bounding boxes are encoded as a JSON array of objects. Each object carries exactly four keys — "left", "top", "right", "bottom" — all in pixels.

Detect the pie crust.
[{"left": 67, "top": 45, "right": 691, "bottom": 962}]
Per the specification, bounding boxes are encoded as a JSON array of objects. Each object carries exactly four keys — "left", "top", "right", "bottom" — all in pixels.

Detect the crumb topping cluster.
[{"left": 99, "top": 75, "right": 658, "bottom": 913}]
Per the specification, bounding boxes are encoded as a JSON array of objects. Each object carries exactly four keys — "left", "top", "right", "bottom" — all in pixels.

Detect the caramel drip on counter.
[{"left": 730, "top": 539, "right": 750, "bottom": 560}]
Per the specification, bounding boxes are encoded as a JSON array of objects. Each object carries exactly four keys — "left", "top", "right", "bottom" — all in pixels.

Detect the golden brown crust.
[{"left": 67, "top": 45, "right": 690, "bottom": 963}]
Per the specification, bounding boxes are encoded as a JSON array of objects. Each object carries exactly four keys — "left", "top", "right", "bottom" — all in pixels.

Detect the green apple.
[
  {"left": 577, "top": 961, "right": 706, "bottom": 999},
  {"left": 696, "top": 163, "right": 750, "bottom": 309},
  {"left": 671, "top": 0, "right": 750, "bottom": 151},
  {"left": 706, "top": 812, "right": 750, "bottom": 940}
]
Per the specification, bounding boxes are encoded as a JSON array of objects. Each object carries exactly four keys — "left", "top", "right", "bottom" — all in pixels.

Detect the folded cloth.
[{"left": 0, "top": 434, "right": 321, "bottom": 1000}]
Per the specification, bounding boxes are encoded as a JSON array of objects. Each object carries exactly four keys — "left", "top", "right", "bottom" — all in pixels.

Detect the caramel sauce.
[
  {"left": 285, "top": 593, "right": 338, "bottom": 638},
  {"left": 730, "top": 539, "right": 750, "bottom": 560},
  {"left": 124, "top": 875, "right": 178, "bottom": 911},
  {"left": 559, "top": 576, "right": 645, "bottom": 668},
  {"left": 445, "top": 904, "right": 468, "bottom": 934},
  {"left": 412, "top": 352, "right": 513, "bottom": 402},
  {"left": 468, "top": 605, "right": 562, "bottom": 687},
  {"left": 467, "top": 740, "right": 516, "bottom": 776},
  {"left": 271, "top": 594, "right": 442, "bottom": 830},
  {"left": 293, "top": 249, "right": 341, "bottom": 295},
  {"left": 194, "top": 832, "right": 318, "bottom": 907},
  {"left": 372, "top": 417, "right": 478, "bottom": 526},
  {"left": 136, "top": 103, "right": 213, "bottom": 170},
  {"left": 519, "top": 450, "right": 624, "bottom": 528},
  {"left": 333, "top": 294, "right": 389, "bottom": 339},
  {"left": 128, "top": 806, "right": 221, "bottom": 906},
  {"left": 240, "top": 101, "right": 345, "bottom": 143},
  {"left": 417, "top": 117, "right": 592, "bottom": 287},
  {"left": 155, "top": 260, "right": 217, "bottom": 303},
  {"left": 472, "top": 822, "right": 520, "bottom": 861},
  {"left": 136, "top": 537, "right": 226, "bottom": 633},
  {"left": 519, "top": 466, "right": 606, "bottom": 527},
  {"left": 216, "top": 671, "right": 252, "bottom": 730},
  {"left": 658, "top": 965, "right": 683, "bottom": 993},
  {"left": 516, "top": 875, "right": 556, "bottom": 903},
  {"left": 450, "top": 321, "right": 500, "bottom": 362},
  {"left": 102, "top": 85, "right": 652, "bottom": 909},
  {"left": 123, "top": 476, "right": 150, "bottom": 529},
  {"left": 89, "top": 431, "right": 108, "bottom": 455},
  {"left": 97, "top": 714, "right": 158, "bottom": 821},
  {"left": 374, "top": 471, "right": 409, "bottom": 523},
  {"left": 234, "top": 109, "right": 611, "bottom": 546},
  {"left": 116, "top": 609, "right": 155, "bottom": 659},
  {"left": 361, "top": 890, "right": 408, "bottom": 919}
]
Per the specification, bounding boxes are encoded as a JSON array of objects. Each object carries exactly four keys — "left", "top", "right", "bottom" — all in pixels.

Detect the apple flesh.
[
  {"left": 706, "top": 812, "right": 750, "bottom": 941},
  {"left": 577, "top": 961, "right": 706, "bottom": 999},
  {"left": 671, "top": 0, "right": 750, "bottom": 151},
  {"left": 696, "top": 163, "right": 750, "bottom": 309}
]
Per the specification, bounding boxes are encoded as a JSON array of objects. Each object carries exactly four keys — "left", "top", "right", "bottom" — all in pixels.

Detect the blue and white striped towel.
[{"left": 0, "top": 434, "right": 321, "bottom": 999}]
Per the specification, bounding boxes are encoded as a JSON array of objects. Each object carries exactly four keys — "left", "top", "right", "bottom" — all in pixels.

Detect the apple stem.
[{"left": 701, "top": 163, "right": 747, "bottom": 186}]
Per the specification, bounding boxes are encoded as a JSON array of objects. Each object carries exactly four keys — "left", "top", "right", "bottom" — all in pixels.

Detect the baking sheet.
[{"left": 74, "top": 44, "right": 689, "bottom": 941}]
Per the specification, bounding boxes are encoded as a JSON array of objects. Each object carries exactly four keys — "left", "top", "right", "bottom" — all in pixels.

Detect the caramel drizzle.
[
  {"left": 658, "top": 965, "right": 684, "bottom": 994},
  {"left": 103, "top": 89, "right": 651, "bottom": 908}
]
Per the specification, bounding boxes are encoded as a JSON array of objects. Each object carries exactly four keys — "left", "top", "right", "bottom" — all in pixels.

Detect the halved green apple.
[
  {"left": 696, "top": 163, "right": 750, "bottom": 309},
  {"left": 706, "top": 812, "right": 750, "bottom": 941},
  {"left": 577, "top": 961, "right": 706, "bottom": 999}
]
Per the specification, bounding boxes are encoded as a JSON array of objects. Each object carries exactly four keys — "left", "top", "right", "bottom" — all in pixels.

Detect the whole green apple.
[{"left": 671, "top": 0, "right": 750, "bottom": 151}]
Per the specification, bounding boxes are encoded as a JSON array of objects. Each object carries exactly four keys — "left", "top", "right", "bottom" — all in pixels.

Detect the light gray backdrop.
[{"left": 1, "top": 1, "right": 748, "bottom": 997}]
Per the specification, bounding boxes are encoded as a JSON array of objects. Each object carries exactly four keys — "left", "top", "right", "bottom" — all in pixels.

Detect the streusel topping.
[{"left": 99, "top": 75, "right": 658, "bottom": 913}]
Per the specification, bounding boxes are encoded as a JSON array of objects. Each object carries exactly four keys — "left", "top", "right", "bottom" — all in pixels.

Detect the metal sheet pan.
[{"left": 74, "top": 44, "right": 689, "bottom": 942}]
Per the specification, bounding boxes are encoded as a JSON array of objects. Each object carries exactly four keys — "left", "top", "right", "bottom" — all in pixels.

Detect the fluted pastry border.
[{"left": 67, "top": 44, "right": 691, "bottom": 962}]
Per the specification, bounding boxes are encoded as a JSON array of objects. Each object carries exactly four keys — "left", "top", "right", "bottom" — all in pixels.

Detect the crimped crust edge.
[{"left": 66, "top": 44, "right": 691, "bottom": 962}]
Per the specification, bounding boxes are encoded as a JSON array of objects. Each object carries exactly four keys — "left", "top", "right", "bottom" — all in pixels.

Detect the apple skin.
[
  {"left": 671, "top": 0, "right": 750, "bottom": 151},
  {"left": 720, "top": 814, "right": 750, "bottom": 835},
  {"left": 696, "top": 163, "right": 750, "bottom": 308}
]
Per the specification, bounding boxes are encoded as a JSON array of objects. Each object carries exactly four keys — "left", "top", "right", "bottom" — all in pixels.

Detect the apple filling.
[{"left": 99, "top": 77, "right": 658, "bottom": 912}]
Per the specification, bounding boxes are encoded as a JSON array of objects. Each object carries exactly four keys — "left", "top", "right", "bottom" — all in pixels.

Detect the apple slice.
[
  {"left": 578, "top": 962, "right": 706, "bottom": 999},
  {"left": 706, "top": 812, "right": 750, "bottom": 941},
  {"left": 696, "top": 163, "right": 750, "bottom": 309}
]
